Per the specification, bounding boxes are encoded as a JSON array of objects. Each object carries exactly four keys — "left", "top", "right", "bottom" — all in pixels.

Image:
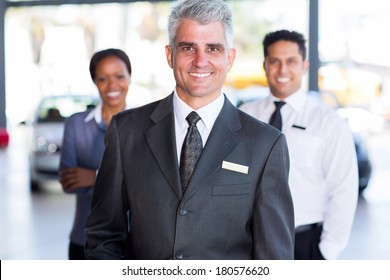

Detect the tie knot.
[
  {"left": 274, "top": 101, "right": 286, "bottom": 110},
  {"left": 186, "top": 111, "right": 201, "bottom": 126}
]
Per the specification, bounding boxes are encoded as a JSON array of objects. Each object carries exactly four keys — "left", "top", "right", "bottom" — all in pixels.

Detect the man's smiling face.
[
  {"left": 264, "top": 40, "right": 309, "bottom": 99},
  {"left": 165, "top": 19, "right": 236, "bottom": 109}
]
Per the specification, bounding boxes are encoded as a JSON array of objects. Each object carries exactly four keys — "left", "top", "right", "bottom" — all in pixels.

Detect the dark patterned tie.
[
  {"left": 180, "top": 111, "right": 203, "bottom": 191},
  {"left": 269, "top": 101, "right": 286, "bottom": 131}
]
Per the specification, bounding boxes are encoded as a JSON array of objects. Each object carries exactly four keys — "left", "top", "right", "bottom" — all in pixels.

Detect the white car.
[{"left": 23, "top": 94, "right": 99, "bottom": 192}]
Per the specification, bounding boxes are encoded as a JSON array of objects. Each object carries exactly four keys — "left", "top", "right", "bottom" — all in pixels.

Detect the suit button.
[
  {"left": 179, "top": 209, "right": 187, "bottom": 216},
  {"left": 176, "top": 252, "right": 183, "bottom": 259}
]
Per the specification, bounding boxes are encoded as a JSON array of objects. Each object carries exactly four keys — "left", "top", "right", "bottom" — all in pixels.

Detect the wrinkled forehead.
[{"left": 174, "top": 19, "right": 227, "bottom": 45}]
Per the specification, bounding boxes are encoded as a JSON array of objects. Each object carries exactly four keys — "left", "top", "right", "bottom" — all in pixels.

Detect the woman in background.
[{"left": 59, "top": 48, "right": 131, "bottom": 259}]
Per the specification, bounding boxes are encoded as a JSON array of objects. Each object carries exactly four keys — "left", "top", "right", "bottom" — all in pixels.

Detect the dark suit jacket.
[{"left": 85, "top": 93, "right": 294, "bottom": 260}]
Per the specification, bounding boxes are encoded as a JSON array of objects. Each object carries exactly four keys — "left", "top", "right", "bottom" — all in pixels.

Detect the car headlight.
[{"left": 34, "top": 136, "right": 58, "bottom": 154}]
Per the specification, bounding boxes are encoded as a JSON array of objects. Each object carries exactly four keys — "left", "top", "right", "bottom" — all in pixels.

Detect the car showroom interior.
[{"left": 1, "top": 0, "right": 390, "bottom": 263}]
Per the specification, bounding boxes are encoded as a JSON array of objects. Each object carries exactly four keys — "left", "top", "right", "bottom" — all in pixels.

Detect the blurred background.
[
  {"left": 4, "top": 0, "right": 390, "bottom": 126},
  {"left": 1, "top": 0, "right": 390, "bottom": 259}
]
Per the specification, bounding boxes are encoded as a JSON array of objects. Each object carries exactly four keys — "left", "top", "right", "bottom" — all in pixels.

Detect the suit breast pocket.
[{"left": 211, "top": 183, "right": 251, "bottom": 196}]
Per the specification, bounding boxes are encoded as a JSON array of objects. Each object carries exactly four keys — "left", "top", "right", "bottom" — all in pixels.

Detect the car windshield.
[{"left": 36, "top": 95, "right": 98, "bottom": 123}]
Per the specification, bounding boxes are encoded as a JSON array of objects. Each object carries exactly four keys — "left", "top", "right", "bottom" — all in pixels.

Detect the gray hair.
[{"left": 168, "top": 0, "right": 234, "bottom": 49}]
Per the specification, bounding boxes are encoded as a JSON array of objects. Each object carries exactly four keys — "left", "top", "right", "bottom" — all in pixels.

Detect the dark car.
[
  {"left": 22, "top": 94, "right": 99, "bottom": 192},
  {"left": 353, "top": 132, "right": 372, "bottom": 193}
]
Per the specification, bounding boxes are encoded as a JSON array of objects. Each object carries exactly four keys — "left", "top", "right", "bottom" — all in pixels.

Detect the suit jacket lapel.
[
  {"left": 184, "top": 96, "right": 242, "bottom": 197},
  {"left": 145, "top": 93, "right": 183, "bottom": 200}
]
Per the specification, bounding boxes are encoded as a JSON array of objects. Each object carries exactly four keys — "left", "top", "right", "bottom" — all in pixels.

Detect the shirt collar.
[
  {"left": 84, "top": 102, "right": 131, "bottom": 125},
  {"left": 267, "top": 88, "right": 306, "bottom": 113},
  {"left": 84, "top": 103, "right": 102, "bottom": 124},
  {"left": 173, "top": 90, "right": 224, "bottom": 130}
]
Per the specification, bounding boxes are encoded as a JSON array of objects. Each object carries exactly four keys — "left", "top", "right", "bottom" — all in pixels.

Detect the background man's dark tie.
[
  {"left": 269, "top": 101, "right": 286, "bottom": 131},
  {"left": 180, "top": 111, "right": 203, "bottom": 191}
]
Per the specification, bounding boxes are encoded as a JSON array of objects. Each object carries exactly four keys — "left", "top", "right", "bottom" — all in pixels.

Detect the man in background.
[{"left": 240, "top": 29, "right": 358, "bottom": 260}]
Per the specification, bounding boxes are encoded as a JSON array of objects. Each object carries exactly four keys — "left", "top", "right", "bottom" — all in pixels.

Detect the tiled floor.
[{"left": 1, "top": 126, "right": 390, "bottom": 260}]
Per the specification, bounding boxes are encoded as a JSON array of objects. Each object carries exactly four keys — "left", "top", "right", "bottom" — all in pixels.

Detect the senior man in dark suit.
[{"left": 85, "top": 0, "right": 294, "bottom": 260}]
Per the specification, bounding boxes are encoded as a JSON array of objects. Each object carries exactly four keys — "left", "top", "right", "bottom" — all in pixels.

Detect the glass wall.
[
  {"left": 318, "top": 0, "right": 390, "bottom": 130},
  {"left": 5, "top": 0, "right": 309, "bottom": 124}
]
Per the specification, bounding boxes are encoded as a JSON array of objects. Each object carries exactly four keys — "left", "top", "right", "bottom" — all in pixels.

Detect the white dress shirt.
[
  {"left": 240, "top": 88, "right": 358, "bottom": 259},
  {"left": 173, "top": 90, "right": 224, "bottom": 164}
]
